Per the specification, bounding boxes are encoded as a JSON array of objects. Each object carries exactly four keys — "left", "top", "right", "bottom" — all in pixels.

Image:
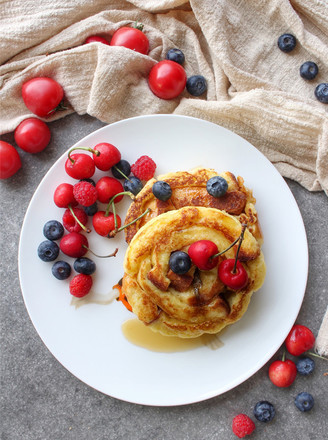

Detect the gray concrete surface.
[{"left": 1, "top": 113, "right": 327, "bottom": 440}]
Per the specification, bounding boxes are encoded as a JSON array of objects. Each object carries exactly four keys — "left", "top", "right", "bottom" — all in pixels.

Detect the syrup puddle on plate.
[
  {"left": 121, "top": 318, "right": 224, "bottom": 353},
  {"left": 70, "top": 290, "right": 118, "bottom": 309}
]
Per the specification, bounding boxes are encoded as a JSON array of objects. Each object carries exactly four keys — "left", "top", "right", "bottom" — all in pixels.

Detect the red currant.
[
  {"left": 92, "top": 211, "right": 122, "bottom": 236},
  {"left": 268, "top": 358, "right": 297, "bottom": 387},
  {"left": 65, "top": 153, "right": 95, "bottom": 180},
  {"left": 60, "top": 232, "right": 88, "bottom": 258},
  {"left": 96, "top": 176, "right": 124, "bottom": 204},
  {"left": 218, "top": 259, "right": 248, "bottom": 290},
  {"left": 54, "top": 183, "right": 78, "bottom": 208},
  {"left": 188, "top": 240, "right": 219, "bottom": 270},
  {"left": 285, "top": 324, "right": 315, "bottom": 356},
  {"left": 92, "top": 143, "right": 121, "bottom": 171}
]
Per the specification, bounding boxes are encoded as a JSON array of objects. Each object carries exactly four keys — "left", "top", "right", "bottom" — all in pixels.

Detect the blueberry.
[
  {"left": 43, "top": 220, "right": 64, "bottom": 241},
  {"left": 315, "top": 83, "right": 328, "bottom": 103},
  {"left": 74, "top": 257, "right": 96, "bottom": 275},
  {"left": 79, "top": 178, "right": 96, "bottom": 186},
  {"left": 165, "top": 48, "right": 185, "bottom": 65},
  {"left": 152, "top": 181, "right": 172, "bottom": 201},
  {"left": 123, "top": 176, "right": 143, "bottom": 195},
  {"left": 278, "top": 33, "right": 297, "bottom": 52},
  {"left": 83, "top": 202, "right": 98, "bottom": 216},
  {"left": 296, "top": 357, "right": 315, "bottom": 375},
  {"left": 37, "top": 240, "right": 59, "bottom": 262},
  {"left": 169, "top": 251, "right": 191, "bottom": 274},
  {"left": 300, "top": 61, "right": 318, "bottom": 80},
  {"left": 112, "top": 160, "right": 131, "bottom": 179},
  {"left": 52, "top": 261, "right": 71, "bottom": 280},
  {"left": 294, "top": 392, "right": 314, "bottom": 412},
  {"left": 186, "top": 75, "right": 207, "bottom": 96},
  {"left": 254, "top": 401, "right": 275, "bottom": 422},
  {"left": 206, "top": 176, "right": 228, "bottom": 198}
]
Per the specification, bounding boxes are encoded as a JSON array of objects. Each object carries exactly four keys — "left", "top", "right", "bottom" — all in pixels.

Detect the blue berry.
[
  {"left": 206, "top": 176, "right": 228, "bottom": 197},
  {"left": 278, "top": 33, "right": 296, "bottom": 52},
  {"left": 300, "top": 61, "right": 318, "bottom": 80},
  {"left": 37, "top": 240, "right": 59, "bottom": 262},
  {"left": 296, "top": 357, "right": 315, "bottom": 375},
  {"left": 186, "top": 75, "right": 207, "bottom": 96},
  {"left": 43, "top": 220, "right": 64, "bottom": 241},
  {"left": 74, "top": 257, "right": 96, "bottom": 275},
  {"left": 294, "top": 392, "right": 314, "bottom": 412},
  {"left": 165, "top": 48, "right": 185, "bottom": 65},
  {"left": 169, "top": 251, "right": 191, "bottom": 274},
  {"left": 83, "top": 202, "right": 98, "bottom": 216},
  {"left": 112, "top": 160, "right": 131, "bottom": 179},
  {"left": 315, "top": 83, "right": 328, "bottom": 103},
  {"left": 52, "top": 261, "right": 71, "bottom": 280},
  {"left": 254, "top": 401, "right": 275, "bottom": 422},
  {"left": 123, "top": 176, "right": 143, "bottom": 195},
  {"left": 79, "top": 178, "right": 96, "bottom": 186},
  {"left": 152, "top": 181, "right": 172, "bottom": 201}
]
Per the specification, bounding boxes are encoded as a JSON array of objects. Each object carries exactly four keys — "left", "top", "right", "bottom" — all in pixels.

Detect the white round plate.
[{"left": 19, "top": 115, "right": 308, "bottom": 406}]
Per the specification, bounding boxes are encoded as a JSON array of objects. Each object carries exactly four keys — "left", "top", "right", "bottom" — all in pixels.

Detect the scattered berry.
[
  {"left": 123, "top": 176, "right": 143, "bottom": 195},
  {"left": 131, "top": 155, "right": 156, "bottom": 181},
  {"left": 51, "top": 261, "right": 71, "bottom": 280},
  {"left": 74, "top": 257, "right": 96, "bottom": 275},
  {"left": 69, "top": 274, "right": 93, "bottom": 298},
  {"left": 22, "top": 77, "right": 64, "bottom": 117},
  {"left": 62, "top": 207, "right": 88, "bottom": 233},
  {"left": 300, "top": 61, "right": 318, "bottom": 80},
  {"left": 85, "top": 35, "right": 110, "bottom": 45},
  {"left": 112, "top": 159, "right": 131, "bottom": 179},
  {"left": 186, "top": 75, "right": 207, "bottom": 96},
  {"left": 14, "top": 118, "right": 51, "bottom": 153},
  {"left": 315, "top": 83, "right": 328, "bottom": 104},
  {"left": 92, "top": 142, "right": 121, "bottom": 171},
  {"left": 83, "top": 202, "right": 98, "bottom": 216},
  {"left": 92, "top": 211, "right": 121, "bottom": 236},
  {"left": 232, "top": 414, "right": 255, "bottom": 438},
  {"left": 60, "top": 232, "right": 88, "bottom": 258},
  {"left": 294, "top": 392, "right": 314, "bottom": 412},
  {"left": 73, "top": 181, "right": 98, "bottom": 207},
  {"left": 152, "top": 181, "right": 172, "bottom": 201},
  {"left": 278, "top": 33, "right": 296, "bottom": 52},
  {"left": 253, "top": 401, "right": 275, "bottom": 422},
  {"left": 65, "top": 153, "right": 95, "bottom": 180},
  {"left": 96, "top": 176, "right": 124, "bottom": 204},
  {"left": 169, "top": 251, "right": 192, "bottom": 275},
  {"left": 206, "top": 176, "right": 228, "bottom": 198},
  {"left": 165, "top": 48, "right": 185, "bottom": 65},
  {"left": 54, "top": 183, "right": 78, "bottom": 208},
  {"left": 0, "top": 141, "right": 21, "bottom": 180},
  {"left": 37, "top": 240, "right": 60, "bottom": 262},
  {"left": 296, "top": 357, "right": 315, "bottom": 376},
  {"left": 148, "top": 60, "right": 187, "bottom": 99},
  {"left": 268, "top": 357, "right": 297, "bottom": 387},
  {"left": 43, "top": 220, "right": 64, "bottom": 241},
  {"left": 285, "top": 324, "right": 315, "bottom": 356}
]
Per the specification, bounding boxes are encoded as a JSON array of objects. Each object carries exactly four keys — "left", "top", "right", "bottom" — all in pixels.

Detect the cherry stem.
[
  {"left": 133, "top": 21, "right": 144, "bottom": 31},
  {"left": 67, "top": 146, "right": 100, "bottom": 164},
  {"left": 68, "top": 205, "right": 91, "bottom": 233},
  {"left": 108, "top": 208, "right": 150, "bottom": 238},
  {"left": 211, "top": 235, "right": 241, "bottom": 259},
  {"left": 104, "top": 191, "right": 135, "bottom": 217},
  {"left": 232, "top": 224, "right": 247, "bottom": 273},
  {"left": 305, "top": 351, "right": 328, "bottom": 361},
  {"left": 282, "top": 350, "right": 286, "bottom": 362},
  {"left": 113, "top": 165, "right": 131, "bottom": 181},
  {"left": 82, "top": 246, "right": 118, "bottom": 259}
]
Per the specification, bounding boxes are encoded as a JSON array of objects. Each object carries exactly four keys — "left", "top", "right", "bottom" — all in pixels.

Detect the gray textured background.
[{"left": 1, "top": 113, "right": 327, "bottom": 440}]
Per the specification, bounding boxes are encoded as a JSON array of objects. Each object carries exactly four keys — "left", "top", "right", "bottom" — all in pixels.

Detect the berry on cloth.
[
  {"left": 294, "top": 392, "right": 314, "bottom": 412},
  {"left": 315, "top": 83, "right": 328, "bottom": 104},
  {"left": 69, "top": 274, "right": 93, "bottom": 298},
  {"left": 131, "top": 155, "right": 156, "bottom": 181},
  {"left": 300, "top": 61, "right": 318, "bottom": 80},
  {"left": 232, "top": 414, "right": 255, "bottom": 438},
  {"left": 277, "top": 33, "right": 296, "bottom": 52},
  {"left": 165, "top": 48, "right": 185, "bottom": 65},
  {"left": 186, "top": 75, "right": 207, "bottom": 96},
  {"left": 73, "top": 181, "right": 98, "bottom": 207}
]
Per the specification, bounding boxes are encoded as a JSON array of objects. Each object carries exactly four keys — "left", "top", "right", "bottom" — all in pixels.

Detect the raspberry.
[
  {"left": 232, "top": 414, "right": 255, "bottom": 438},
  {"left": 131, "top": 155, "right": 156, "bottom": 181},
  {"left": 62, "top": 207, "right": 88, "bottom": 233},
  {"left": 73, "top": 181, "right": 98, "bottom": 207},
  {"left": 69, "top": 274, "right": 93, "bottom": 298}
]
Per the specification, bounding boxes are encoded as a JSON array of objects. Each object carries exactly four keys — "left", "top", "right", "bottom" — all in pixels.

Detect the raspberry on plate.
[
  {"left": 131, "top": 155, "right": 156, "bottom": 181},
  {"left": 232, "top": 414, "right": 255, "bottom": 438},
  {"left": 73, "top": 181, "right": 98, "bottom": 207},
  {"left": 69, "top": 274, "right": 93, "bottom": 298}
]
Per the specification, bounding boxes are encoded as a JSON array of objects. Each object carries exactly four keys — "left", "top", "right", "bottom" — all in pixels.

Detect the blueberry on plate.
[
  {"left": 79, "top": 178, "right": 96, "bottom": 186},
  {"left": 152, "top": 181, "right": 172, "bottom": 201},
  {"left": 296, "top": 357, "right": 315, "bottom": 375},
  {"left": 74, "top": 257, "right": 96, "bottom": 275},
  {"left": 278, "top": 33, "right": 297, "bottom": 52},
  {"left": 52, "top": 261, "right": 71, "bottom": 280},
  {"left": 165, "top": 48, "right": 185, "bottom": 65},
  {"left": 254, "top": 401, "right": 275, "bottom": 422},
  {"left": 43, "top": 220, "right": 64, "bottom": 241},
  {"left": 315, "top": 83, "right": 328, "bottom": 103},
  {"left": 112, "top": 160, "right": 131, "bottom": 179},
  {"left": 169, "top": 251, "right": 192, "bottom": 275},
  {"left": 300, "top": 61, "right": 318, "bottom": 80},
  {"left": 83, "top": 202, "right": 98, "bottom": 216},
  {"left": 186, "top": 75, "right": 207, "bottom": 96},
  {"left": 124, "top": 176, "right": 143, "bottom": 195},
  {"left": 294, "top": 392, "right": 314, "bottom": 412},
  {"left": 206, "top": 176, "right": 228, "bottom": 198},
  {"left": 37, "top": 240, "right": 59, "bottom": 262}
]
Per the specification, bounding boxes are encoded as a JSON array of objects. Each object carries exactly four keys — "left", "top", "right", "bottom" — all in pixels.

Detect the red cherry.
[
  {"left": 85, "top": 36, "right": 110, "bottom": 45},
  {"left": 218, "top": 259, "right": 248, "bottom": 290},
  {"left": 62, "top": 207, "right": 89, "bottom": 233},
  {"left": 14, "top": 118, "right": 51, "bottom": 153},
  {"left": 285, "top": 324, "right": 315, "bottom": 356},
  {"left": 268, "top": 358, "right": 297, "bottom": 387},
  {"left": 96, "top": 176, "right": 124, "bottom": 203},
  {"left": 60, "top": 232, "right": 88, "bottom": 258},
  {"left": 188, "top": 240, "right": 219, "bottom": 270},
  {"left": 92, "top": 143, "right": 121, "bottom": 171},
  {"left": 0, "top": 141, "right": 21, "bottom": 179},
  {"left": 54, "top": 183, "right": 78, "bottom": 208},
  {"left": 92, "top": 211, "right": 122, "bottom": 236},
  {"left": 65, "top": 153, "right": 95, "bottom": 180}
]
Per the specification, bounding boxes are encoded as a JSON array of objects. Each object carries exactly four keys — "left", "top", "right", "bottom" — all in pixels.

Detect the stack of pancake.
[{"left": 122, "top": 168, "right": 266, "bottom": 338}]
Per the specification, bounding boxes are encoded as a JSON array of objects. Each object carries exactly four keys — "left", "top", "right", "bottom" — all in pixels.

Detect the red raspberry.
[
  {"left": 232, "top": 414, "right": 255, "bottom": 438},
  {"left": 69, "top": 274, "right": 93, "bottom": 298},
  {"left": 62, "top": 207, "right": 88, "bottom": 233},
  {"left": 131, "top": 155, "right": 156, "bottom": 181},
  {"left": 73, "top": 181, "right": 98, "bottom": 207}
]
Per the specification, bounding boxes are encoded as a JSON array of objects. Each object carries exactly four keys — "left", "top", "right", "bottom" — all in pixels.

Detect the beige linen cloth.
[{"left": 0, "top": 0, "right": 327, "bottom": 353}]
